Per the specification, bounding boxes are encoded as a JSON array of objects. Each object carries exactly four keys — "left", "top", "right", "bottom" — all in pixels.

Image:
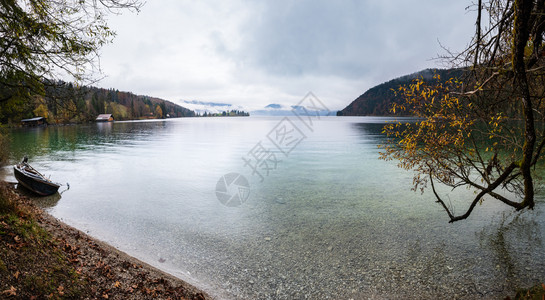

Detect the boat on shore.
[{"left": 13, "top": 158, "right": 60, "bottom": 196}]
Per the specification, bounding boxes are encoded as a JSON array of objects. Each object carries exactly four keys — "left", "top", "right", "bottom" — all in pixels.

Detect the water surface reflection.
[{"left": 3, "top": 117, "right": 544, "bottom": 299}]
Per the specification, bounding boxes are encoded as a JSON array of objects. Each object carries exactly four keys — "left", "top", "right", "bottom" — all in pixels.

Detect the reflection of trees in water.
[
  {"left": 8, "top": 121, "right": 170, "bottom": 163},
  {"left": 479, "top": 210, "right": 544, "bottom": 290},
  {"left": 9, "top": 126, "right": 82, "bottom": 161}
]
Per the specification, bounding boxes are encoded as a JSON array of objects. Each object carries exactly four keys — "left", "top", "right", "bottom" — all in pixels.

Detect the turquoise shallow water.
[{"left": 4, "top": 116, "right": 545, "bottom": 299}]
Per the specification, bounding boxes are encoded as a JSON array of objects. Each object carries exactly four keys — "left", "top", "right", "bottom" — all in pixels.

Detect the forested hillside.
[
  {"left": 339, "top": 68, "right": 464, "bottom": 116},
  {"left": 0, "top": 81, "right": 195, "bottom": 124}
]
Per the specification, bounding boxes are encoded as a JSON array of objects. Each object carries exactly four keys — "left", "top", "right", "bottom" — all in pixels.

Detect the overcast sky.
[{"left": 98, "top": 0, "right": 477, "bottom": 111}]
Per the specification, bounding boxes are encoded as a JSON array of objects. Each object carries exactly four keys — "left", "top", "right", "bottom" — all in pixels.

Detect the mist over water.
[{"left": 4, "top": 117, "right": 545, "bottom": 299}]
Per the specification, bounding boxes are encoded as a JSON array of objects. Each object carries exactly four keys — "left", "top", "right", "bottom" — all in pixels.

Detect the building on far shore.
[
  {"left": 96, "top": 114, "right": 114, "bottom": 122},
  {"left": 21, "top": 117, "right": 47, "bottom": 127}
]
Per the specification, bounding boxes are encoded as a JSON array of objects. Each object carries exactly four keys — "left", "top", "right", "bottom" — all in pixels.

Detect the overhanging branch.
[{"left": 431, "top": 162, "right": 523, "bottom": 222}]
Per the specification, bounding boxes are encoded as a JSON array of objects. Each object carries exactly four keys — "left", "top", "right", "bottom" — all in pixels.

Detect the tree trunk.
[{"left": 512, "top": 0, "right": 536, "bottom": 209}]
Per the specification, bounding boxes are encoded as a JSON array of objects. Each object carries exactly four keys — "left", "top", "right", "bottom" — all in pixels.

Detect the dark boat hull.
[{"left": 13, "top": 165, "right": 60, "bottom": 196}]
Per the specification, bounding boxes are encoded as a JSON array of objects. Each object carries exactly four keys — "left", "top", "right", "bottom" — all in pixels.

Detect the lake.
[{"left": 3, "top": 116, "right": 545, "bottom": 299}]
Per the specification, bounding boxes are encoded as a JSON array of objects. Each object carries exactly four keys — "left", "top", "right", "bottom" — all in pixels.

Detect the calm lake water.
[{"left": 3, "top": 116, "right": 545, "bottom": 299}]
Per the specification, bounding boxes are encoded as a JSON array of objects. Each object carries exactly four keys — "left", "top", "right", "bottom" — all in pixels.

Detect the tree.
[
  {"left": 0, "top": 0, "right": 142, "bottom": 106},
  {"left": 159, "top": 101, "right": 167, "bottom": 118},
  {"left": 155, "top": 105, "right": 163, "bottom": 119},
  {"left": 380, "top": 0, "right": 545, "bottom": 222},
  {"left": 143, "top": 104, "right": 151, "bottom": 116},
  {"left": 33, "top": 101, "right": 49, "bottom": 121}
]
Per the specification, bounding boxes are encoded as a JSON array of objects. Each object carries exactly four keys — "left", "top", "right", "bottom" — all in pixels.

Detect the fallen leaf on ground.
[
  {"left": 58, "top": 285, "right": 64, "bottom": 295},
  {"left": 2, "top": 286, "right": 17, "bottom": 296}
]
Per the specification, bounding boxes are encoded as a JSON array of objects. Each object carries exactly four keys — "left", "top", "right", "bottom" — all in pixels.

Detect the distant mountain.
[
  {"left": 183, "top": 100, "right": 232, "bottom": 107},
  {"left": 265, "top": 104, "right": 282, "bottom": 109},
  {"left": 339, "top": 68, "right": 465, "bottom": 116},
  {"left": 251, "top": 103, "right": 292, "bottom": 116},
  {"left": 252, "top": 103, "right": 334, "bottom": 116},
  {"left": 181, "top": 100, "right": 247, "bottom": 115}
]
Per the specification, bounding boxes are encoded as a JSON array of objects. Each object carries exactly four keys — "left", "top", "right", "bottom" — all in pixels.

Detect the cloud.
[
  {"left": 234, "top": 1, "right": 475, "bottom": 79},
  {"left": 97, "top": 0, "right": 477, "bottom": 111}
]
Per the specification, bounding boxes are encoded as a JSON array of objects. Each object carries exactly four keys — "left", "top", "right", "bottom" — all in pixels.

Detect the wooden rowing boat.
[{"left": 13, "top": 158, "right": 60, "bottom": 196}]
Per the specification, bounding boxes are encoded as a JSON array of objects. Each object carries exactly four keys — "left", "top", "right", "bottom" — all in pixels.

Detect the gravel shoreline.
[
  {"left": 2, "top": 183, "right": 212, "bottom": 300},
  {"left": 37, "top": 211, "right": 211, "bottom": 299}
]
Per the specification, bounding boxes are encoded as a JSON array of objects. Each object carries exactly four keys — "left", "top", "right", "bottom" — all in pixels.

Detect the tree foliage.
[
  {"left": 380, "top": 0, "right": 545, "bottom": 222},
  {"left": 40, "top": 83, "right": 195, "bottom": 123},
  {"left": 0, "top": 0, "right": 142, "bottom": 106}
]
